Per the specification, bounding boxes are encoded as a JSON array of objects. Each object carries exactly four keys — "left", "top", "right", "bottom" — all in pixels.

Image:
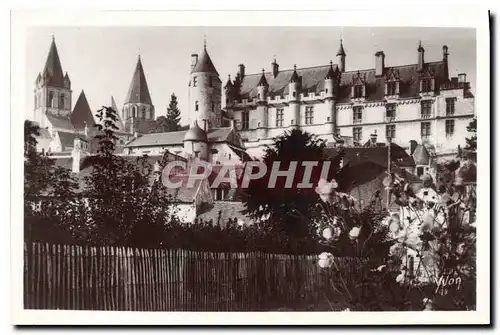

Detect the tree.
[
  {"left": 241, "top": 129, "right": 343, "bottom": 240},
  {"left": 24, "top": 120, "right": 78, "bottom": 243},
  {"left": 165, "top": 93, "right": 181, "bottom": 131},
  {"left": 464, "top": 118, "right": 477, "bottom": 152},
  {"left": 81, "top": 106, "right": 174, "bottom": 246}
]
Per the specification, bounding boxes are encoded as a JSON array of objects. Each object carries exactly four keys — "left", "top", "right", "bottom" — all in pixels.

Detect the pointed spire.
[
  {"left": 124, "top": 56, "right": 153, "bottom": 105},
  {"left": 325, "top": 60, "right": 336, "bottom": 79},
  {"left": 337, "top": 39, "right": 346, "bottom": 56},
  {"left": 191, "top": 42, "right": 218, "bottom": 75},
  {"left": 290, "top": 64, "right": 299, "bottom": 83},
  {"left": 258, "top": 69, "right": 269, "bottom": 87},
  {"left": 224, "top": 74, "right": 233, "bottom": 89},
  {"left": 418, "top": 40, "right": 425, "bottom": 52},
  {"left": 43, "top": 36, "right": 65, "bottom": 87},
  {"left": 71, "top": 90, "right": 95, "bottom": 130}
]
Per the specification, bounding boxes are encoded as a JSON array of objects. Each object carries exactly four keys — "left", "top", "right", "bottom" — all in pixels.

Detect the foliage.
[
  {"left": 147, "top": 94, "right": 183, "bottom": 133},
  {"left": 464, "top": 118, "right": 477, "bottom": 159},
  {"left": 240, "top": 129, "right": 343, "bottom": 240},
  {"left": 24, "top": 120, "right": 79, "bottom": 243}
]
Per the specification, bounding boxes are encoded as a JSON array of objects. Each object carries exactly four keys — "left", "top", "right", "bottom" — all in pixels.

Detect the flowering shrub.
[{"left": 313, "top": 162, "right": 476, "bottom": 311}]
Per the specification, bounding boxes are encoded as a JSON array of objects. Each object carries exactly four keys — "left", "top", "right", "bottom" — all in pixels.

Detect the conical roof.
[
  {"left": 111, "top": 96, "right": 125, "bottom": 131},
  {"left": 257, "top": 69, "right": 269, "bottom": 87},
  {"left": 224, "top": 75, "right": 233, "bottom": 89},
  {"left": 191, "top": 45, "right": 219, "bottom": 75},
  {"left": 337, "top": 40, "right": 346, "bottom": 56},
  {"left": 124, "top": 56, "right": 153, "bottom": 105},
  {"left": 183, "top": 121, "right": 207, "bottom": 142},
  {"left": 71, "top": 90, "right": 95, "bottom": 130},
  {"left": 325, "top": 61, "right": 335, "bottom": 79},
  {"left": 43, "top": 36, "right": 65, "bottom": 87},
  {"left": 290, "top": 65, "right": 299, "bottom": 83}
]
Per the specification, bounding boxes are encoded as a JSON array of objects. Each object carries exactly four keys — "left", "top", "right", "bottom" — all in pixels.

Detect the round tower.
[
  {"left": 188, "top": 43, "right": 222, "bottom": 130},
  {"left": 256, "top": 69, "right": 269, "bottom": 139},
  {"left": 183, "top": 120, "right": 209, "bottom": 161},
  {"left": 324, "top": 61, "right": 337, "bottom": 134},
  {"left": 288, "top": 65, "right": 300, "bottom": 128}
]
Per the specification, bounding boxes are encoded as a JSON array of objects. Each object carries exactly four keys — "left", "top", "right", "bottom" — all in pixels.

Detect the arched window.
[
  {"left": 132, "top": 106, "right": 137, "bottom": 118},
  {"left": 211, "top": 102, "right": 214, "bottom": 113},
  {"left": 195, "top": 101, "right": 199, "bottom": 111},
  {"left": 48, "top": 91, "right": 54, "bottom": 107},
  {"left": 142, "top": 107, "right": 146, "bottom": 119},
  {"left": 59, "top": 94, "right": 65, "bottom": 109}
]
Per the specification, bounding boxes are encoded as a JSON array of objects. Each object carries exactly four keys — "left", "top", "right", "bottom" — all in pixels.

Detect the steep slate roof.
[
  {"left": 125, "top": 127, "right": 237, "bottom": 148},
  {"left": 111, "top": 96, "right": 125, "bottom": 132},
  {"left": 46, "top": 114, "right": 75, "bottom": 131},
  {"left": 124, "top": 56, "right": 153, "bottom": 105},
  {"left": 42, "top": 37, "right": 65, "bottom": 88},
  {"left": 191, "top": 46, "right": 219, "bottom": 75},
  {"left": 57, "top": 131, "right": 86, "bottom": 151},
  {"left": 71, "top": 91, "right": 95, "bottom": 130},
  {"left": 237, "top": 61, "right": 448, "bottom": 102},
  {"left": 324, "top": 145, "right": 416, "bottom": 168}
]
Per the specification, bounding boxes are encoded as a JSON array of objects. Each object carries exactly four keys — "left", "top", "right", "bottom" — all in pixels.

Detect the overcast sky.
[{"left": 25, "top": 26, "right": 476, "bottom": 125}]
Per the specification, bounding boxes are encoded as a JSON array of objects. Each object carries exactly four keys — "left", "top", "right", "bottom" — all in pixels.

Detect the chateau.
[
  {"left": 223, "top": 40, "right": 475, "bottom": 161},
  {"left": 32, "top": 36, "right": 475, "bottom": 164}
]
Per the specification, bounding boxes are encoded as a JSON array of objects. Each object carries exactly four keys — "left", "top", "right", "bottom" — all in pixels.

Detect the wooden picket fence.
[{"left": 24, "top": 242, "right": 366, "bottom": 311}]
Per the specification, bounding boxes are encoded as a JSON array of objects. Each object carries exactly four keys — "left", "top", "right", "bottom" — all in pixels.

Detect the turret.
[
  {"left": 324, "top": 61, "right": 335, "bottom": 98},
  {"left": 336, "top": 39, "right": 346, "bottom": 73},
  {"left": 257, "top": 69, "right": 269, "bottom": 102},
  {"left": 289, "top": 65, "right": 300, "bottom": 128},
  {"left": 418, "top": 41, "right": 425, "bottom": 72},
  {"left": 222, "top": 75, "right": 234, "bottom": 109},
  {"left": 324, "top": 61, "right": 337, "bottom": 134},
  {"left": 256, "top": 69, "right": 269, "bottom": 139},
  {"left": 188, "top": 43, "right": 222, "bottom": 129},
  {"left": 183, "top": 120, "right": 208, "bottom": 161}
]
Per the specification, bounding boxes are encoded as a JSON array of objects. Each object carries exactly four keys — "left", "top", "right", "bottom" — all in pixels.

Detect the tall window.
[
  {"left": 195, "top": 101, "right": 199, "bottom": 111},
  {"left": 421, "top": 101, "right": 432, "bottom": 119},
  {"left": 133, "top": 106, "right": 137, "bottom": 118},
  {"left": 48, "top": 91, "right": 54, "bottom": 107},
  {"left": 353, "top": 85, "right": 363, "bottom": 98},
  {"left": 446, "top": 98, "right": 455, "bottom": 116},
  {"left": 211, "top": 102, "right": 215, "bottom": 113},
  {"left": 421, "top": 79, "right": 432, "bottom": 92},
  {"left": 142, "top": 107, "right": 146, "bottom": 119},
  {"left": 446, "top": 119, "right": 455, "bottom": 135},
  {"left": 386, "top": 104, "right": 396, "bottom": 118},
  {"left": 353, "top": 127, "right": 362, "bottom": 142},
  {"left": 193, "top": 76, "right": 197, "bottom": 87},
  {"left": 241, "top": 110, "right": 249, "bottom": 130},
  {"left": 386, "top": 124, "right": 396, "bottom": 139},
  {"left": 421, "top": 122, "right": 431, "bottom": 137},
  {"left": 209, "top": 76, "right": 213, "bottom": 87},
  {"left": 59, "top": 94, "right": 65, "bottom": 109},
  {"left": 353, "top": 106, "right": 363, "bottom": 124},
  {"left": 305, "top": 106, "right": 314, "bottom": 125},
  {"left": 387, "top": 81, "right": 397, "bottom": 96},
  {"left": 276, "top": 108, "right": 284, "bottom": 127}
]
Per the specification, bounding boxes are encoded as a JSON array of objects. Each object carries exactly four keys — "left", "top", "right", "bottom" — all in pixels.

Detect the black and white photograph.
[{"left": 10, "top": 9, "right": 490, "bottom": 325}]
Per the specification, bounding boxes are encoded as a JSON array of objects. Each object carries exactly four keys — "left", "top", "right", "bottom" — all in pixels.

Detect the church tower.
[
  {"left": 34, "top": 36, "right": 72, "bottom": 128},
  {"left": 122, "top": 55, "right": 155, "bottom": 134},
  {"left": 188, "top": 42, "right": 222, "bottom": 130}
]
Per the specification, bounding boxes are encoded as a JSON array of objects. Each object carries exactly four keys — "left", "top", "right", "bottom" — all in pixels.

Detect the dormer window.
[
  {"left": 351, "top": 71, "right": 366, "bottom": 99},
  {"left": 387, "top": 82, "right": 397, "bottom": 96},
  {"left": 353, "top": 106, "right": 363, "bottom": 124},
  {"left": 421, "top": 79, "right": 432, "bottom": 92}
]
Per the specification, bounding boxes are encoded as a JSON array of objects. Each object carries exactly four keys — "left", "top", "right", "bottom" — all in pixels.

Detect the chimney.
[
  {"left": 272, "top": 59, "right": 279, "bottom": 78},
  {"left": 451, "top": 77, "right": 458, "bottom": 85},
  {"left": 418, "top": 41, "right": 425, "bottom": 72},
  {"left": 72, "top": 138, "right": 82, "bottom": 173},
  {"left": 442, "top": 45, "right": 449, "bottom": 61},
  {"left": 375, "top": 51, "right": 385, "bottom": 77},
  {"left": 238, "top": 64, "right": 245, "bottom": 80},
  {"left": 191, "top": 54, "right": 198, "bottom": 70},
  {"left": 409, "top": 140, "right": 418, "bottom": 155},
  {"left": 458, "top": 73, "right": 467, "bottom": 83}
]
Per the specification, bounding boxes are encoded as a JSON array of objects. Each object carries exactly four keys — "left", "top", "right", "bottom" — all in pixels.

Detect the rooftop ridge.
[{"left": 240, "top": 60, "right": 446, "bottom": 78}]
